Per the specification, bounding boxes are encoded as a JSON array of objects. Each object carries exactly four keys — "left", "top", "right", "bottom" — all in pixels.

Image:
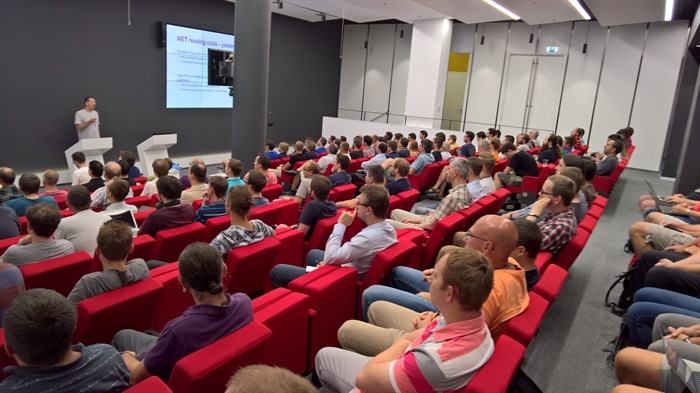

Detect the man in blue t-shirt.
[
  {"left": 460, "top": 131, "right": 476, "bottom": 157},
  {"left": 4, "top": 173, "right": 58, "bottom": 217},
  {"left": 384, "top": 158, "right": 412, "bottom": 196},
  {"left": 1, "top": 289, "right": 130, "bottom": 392},
  {"left": 329, "top": 154, "right": 353, "bottom": 188}
]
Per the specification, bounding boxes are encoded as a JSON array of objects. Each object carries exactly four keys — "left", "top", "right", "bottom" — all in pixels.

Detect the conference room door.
[{"left": 496, "top": 54, "right": 566, "bottom": 136}]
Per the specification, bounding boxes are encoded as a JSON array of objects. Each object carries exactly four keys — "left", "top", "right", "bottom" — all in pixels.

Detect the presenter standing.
[{"left": 74, "top": 96, "right": 101, "bottom": 140}]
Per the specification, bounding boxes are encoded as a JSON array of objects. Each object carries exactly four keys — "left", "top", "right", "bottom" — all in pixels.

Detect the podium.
[
  {"left": 137, "top": 134, "right": 178, "bottom": 177},
  {"left": 65, "top": 137, "right": 113, "bottom": 173}
]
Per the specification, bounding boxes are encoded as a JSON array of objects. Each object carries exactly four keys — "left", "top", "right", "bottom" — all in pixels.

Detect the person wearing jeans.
[{"left": 626, "top": 287, "right": 700, "bottom": 348}]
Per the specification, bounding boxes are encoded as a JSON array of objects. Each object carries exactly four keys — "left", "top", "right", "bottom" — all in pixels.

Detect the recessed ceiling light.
[
  {"left": 665, "top": 0, "right": 674, "bottom": 21},
  {"left": 568, "top": 0, "right": 591, "bottom": 20},
  {"left": 482, "top": 0, "right": 520, "bottom": 20}
]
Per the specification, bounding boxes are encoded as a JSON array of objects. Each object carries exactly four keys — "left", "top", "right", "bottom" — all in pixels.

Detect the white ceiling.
[{"left": 231, "top": 0, "right": 681, "bottom": 27}]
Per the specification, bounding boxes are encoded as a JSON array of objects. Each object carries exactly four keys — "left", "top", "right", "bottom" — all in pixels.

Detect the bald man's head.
[
  {"left": 190, "top": 157, "right": 205, "bottom": 166},
  {"left": 103, "top": 161, "right": 122, "bottom": 181},
  {"left": 464, "top": 215, "right": 518, "bottom": 268}
]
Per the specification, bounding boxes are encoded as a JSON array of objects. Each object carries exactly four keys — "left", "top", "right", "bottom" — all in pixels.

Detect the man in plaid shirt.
[
  {"left": 387, "top": 158, "right": 472, "bottom": 230},
  {"left": 526, "top": 174, "right": 578, "bottom": 254}
]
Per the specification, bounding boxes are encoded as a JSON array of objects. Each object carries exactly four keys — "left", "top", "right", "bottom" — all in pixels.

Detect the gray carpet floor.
[{"left": 519, "top": 168, "right": 675, "bottom": 393}]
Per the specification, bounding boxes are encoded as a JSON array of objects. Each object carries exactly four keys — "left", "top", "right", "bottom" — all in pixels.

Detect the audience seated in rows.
[
  {"left": 270, "top": 185, "right": 397, "bottom": 288},
  {"left": 317, "top": 144, "right": 338, "bottom": 173},
  {"left": 1, "top": 289, "right": 131, "bottom": 392},
  {"left": 91, "top": 162, "right": 133, "bottom": 210},
  {"left": 137, "top": 176, "right": 194, "bottom": 238},
  {"left": 210, "top": 186, "right": 275, "bottom": 259},
  {"left": 119, "top": 150, "right": 141, "bottom": 179},
  {"left": 593, "top": 138, "right": 623, "bottom": 177},
  {"left": 117, "top": 160, "right": 137, "bottom": 186},
  {"left": 335, "top": 165, "right": 385, "bottom": 210},
  {"left": 285, "top": 161, "right": 320, "bottom": 206},
  {"left": 264, "top": 140, "right": 279, "bottom": 160},
  {"left": 0, "top": 203, "right": 74, "bottom": 266},
  {"left": 56, "top": 186, "right": 112, "bottom": 254},
  {"left": 40, "top": 170, "right": 68, "bottom": 198},
  {"left": 83, "top": 160, "right": 106, "bottom": 193},
  {"left": 112, "top": 242, "right": 253, "bottom": 385},
  {"left": 5, "top": 173, "right": 58, "bottom": 217},
  {"left": 253, "top": 153, "right": 277, "bottom": 186},
  {"left": 316, "top": 248, "right": 495, "bottom": 393},
  {"left": 67, "top": 220, "right": 149, "bottom": 305},
  {"left": 194, "top": 176, "right": 228, "bottom": 223},
  {"left": 70, "top": 152, "right": 90, "bottom": 186}
]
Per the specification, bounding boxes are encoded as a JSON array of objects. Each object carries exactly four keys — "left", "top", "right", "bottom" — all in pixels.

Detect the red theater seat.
[
  {"left": 124, "top": 195, "right": 151, "bottom": 209},
  {"left": 0, "top": 329, "right": 14, "bottom": 382},
  {"left": 304, "top": 213, "right": 340, "bottom": 257},
  {"left": 74, "top": 278, "right": 163, "bottom": 345},
  {"left": 167, "top": 321, "right": 272, "bottom": 393},
  {"left": 202, "top": 215, "right": 231, "bottom": 243},
  {"left": 248, "top": 203, "right": 282, "bottom": 226},
  {"left": 134, "top": 209, "right": 155, "bottom": 227},
  {"left": 151, "top": 223, "right": 205, "bottom": 262},
  {"left": 553, "top": 228, "right": 591, "bottom": 271},
  {"left": 578, "top": 214, "right": 597, "bottom": 233},
  {"left": 273, "top": 227, "right": 304, "bottom": 268},
  {"left": 225, "top": 237, "right": 281, "bottom": 297},
  {"left": 191, "top": 199, "right": 203, "bottom": 213},
  {"left": 421, "top": 212, "right": 468, "bottom": 270},
  {"left": 386, "top": 195, "right": 402, "bottom": 218},
  {"left": 502, "top": 292, "right": 550, "bottom": 347},
  {"left": 535, "top": 252, "right": 553, "bottom": 274},
  {"left": 396, "top": 228, "right": 426, "bottom": 269},
  {"left": 396, "top": 189, "right": 420, "bottom": 212},
  {"left": 130, "top": 184, "right": 145, "bottom": 197},
  {"left": 262, "top": 183, "right": 283, "bottom": 201},
  {"left": 330, "top": 184, "right": 356, "bottom": 202},
  {"left": 125, "top": 376, "right": 173, "bottom": 392},
  {"left": 20, "top": 251, "right": 93, "bottom": 297},
  {"left": 275, "top": 199, "right": 301, "bottom": 226},
  {"left": 0, "top": 235, "right": 23, "bottom": 256},
  {"left": 53, "top": 195, "right": 68, "bottom": 210},
  {"left": 289, "top": 266, "right": 358, "bottom": 371},
  {"left": 461, "top": 335, "right": 526, "bottom": 393},
  {"left": 532, "top": 264, "right": 569, "bottom": 304},
  {"left": 252, "top": 289, "right": 310, "bottom": 374}
]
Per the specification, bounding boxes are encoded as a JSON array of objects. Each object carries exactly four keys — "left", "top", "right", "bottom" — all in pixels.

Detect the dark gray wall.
[{"left": 0, "top": 0, "right": 340, "bottom": 172}]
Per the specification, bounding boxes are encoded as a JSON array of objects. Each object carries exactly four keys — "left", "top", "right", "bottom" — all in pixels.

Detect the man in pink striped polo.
[{"left": 314, "top": 248, "right": 495, "bottom": 393}]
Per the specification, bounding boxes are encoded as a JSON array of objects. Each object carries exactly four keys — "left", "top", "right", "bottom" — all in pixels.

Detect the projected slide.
[{"left": 166, "top": 24, "right": 235, "bottom": 108}]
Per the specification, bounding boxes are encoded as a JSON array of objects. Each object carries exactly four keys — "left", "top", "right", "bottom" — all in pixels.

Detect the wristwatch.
[
  {"left": 683, "top": 337, "right": 691, "bottom": 343},
  {"left": 686, "top": 209, "right": 691, "bottom": 217}
]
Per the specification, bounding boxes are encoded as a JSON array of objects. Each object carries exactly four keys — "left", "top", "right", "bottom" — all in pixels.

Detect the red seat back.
[
  {"left": 0, "top": 328, "right": 15, "bottom": 382},
  {"left": 152, "top": 264, "right": 196, "bottom": 331},
  {"left": 422, "top": 212, "right": 468, "bottom": 270},
  {"left": 252, "top": 289, "right": 310, "bottom": 374},
  {"left": 578, "top": 214, "right": 596, "bottom": 233},
  {"left": 288, "top": 266, "right": 358, "bottom": 371},
  {"left": 396, "top": 228, "right": 426, "bottom": 269},
  {"left": 124, "top": 195, "right": 151, "bottom": 209},
  {"left": 191, "top": 199, "right": 203, "bottom": 213},
  {"left": 262, "top": 184, "right": 283, "bottom": 201},
  {"left": 273, "top": 228, "right": 305, "bottom": 268},
  {"left": 461, "top": 335, "right": 526, "bottom": 393},
  {"left": 248, "top": 203, "right": 282, "bottom": 226},
  {"left": 304, "top": 213, "right": 339, "bottom": 255},
  {"left": 502, "top": 292, "right": 549, "bottom": 347},
  {"left": 134, "top": 209, "right": 155, "bottom": 227},
  {"left": 130, "top": 184, "right": 145, "bottom": 197},
  {"left": 74, "top": 278, "right": 163, "bottom": 345},
  {"left": 331, "top": 184, "right": 357, "bottom": 202},
  {"left": 0, "top": 235, "right": 23, "bottom": 256},
  {"left": 275, "top": 199, "right": 301, "bottom": 226},
  {"left": 387, "top": 195, "right": 402, "bottom": 218},
  {"left": 535, "top": 251, "right": 553, "bottom": 274},
  {"left": 152, "top": 223, "right": 205, "bottom": 262},
  {"left": 168, "top": 321, "right": 272, "bottom": 393},
  {"left": 18, "top": 216, "right": 27, "bottom": 235},
  {"left": 553, "top": 228, "right": 591, "bottom": 270},
  {"left": 225, "top": 238, "right": 281, "bottom": 297},
  {"left": 532, "top": 264, "right": 568, "bottom": 303},
  {"left": 592, "top": 195, "right": 608, "bottom": 208},
  {"left": 125, "top": 376, "right": 173, "bottom": 392},
  {"left": 19, "top": 251, "right": 93, "bottom": 297},
  {"left": 397, "top": 189, "right": 420, "bottom": 212},
  {"left": 150, "top": 193, "right": 160, "bottom": 207},
  {"left": 54, "top": 196, "right": 68, "bottom": 210},
  {"left": 202, "top": 215, "right": 231, "bottom": 243}
]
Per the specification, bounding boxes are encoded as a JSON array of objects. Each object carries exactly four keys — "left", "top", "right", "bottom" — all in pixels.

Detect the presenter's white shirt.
[{"left": 75, "top": 109, "right": 101, "bottom": 140}]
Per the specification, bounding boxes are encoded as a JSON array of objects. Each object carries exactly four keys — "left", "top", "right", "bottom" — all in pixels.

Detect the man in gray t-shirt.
[
  {"left": 0, "top": 203, "right": 74, "bottom": 267},
  {"left": 74, "top": 96, "right": 101, "bottom": 140},
  {"left": 67, "top": 220, "right": 150, "bottom": 305}
]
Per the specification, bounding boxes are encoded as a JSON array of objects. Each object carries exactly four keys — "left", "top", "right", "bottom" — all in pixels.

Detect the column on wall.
[{"left": 403, "top": 18, "right": 453, "bottom": 128}]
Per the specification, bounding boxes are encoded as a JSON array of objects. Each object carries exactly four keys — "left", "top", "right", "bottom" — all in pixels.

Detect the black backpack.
[
  {"left": 603, "top": 316, "right": 632, "bottom": 368},
  {"left": 605, "top": 260, "right": 643, "bottom": 316}
]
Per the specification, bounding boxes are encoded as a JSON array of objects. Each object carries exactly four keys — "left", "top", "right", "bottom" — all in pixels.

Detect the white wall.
[
  {"left": 322, "top": 116, "right": 462, "bottom": 143},
  {"left": 337, "top": 20, "right": 688, "bottom": 171}
]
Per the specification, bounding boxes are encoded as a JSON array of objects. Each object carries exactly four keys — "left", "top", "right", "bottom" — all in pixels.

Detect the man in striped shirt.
[{"left": 315, "top": 248, "right": 495, "bottom": 393}]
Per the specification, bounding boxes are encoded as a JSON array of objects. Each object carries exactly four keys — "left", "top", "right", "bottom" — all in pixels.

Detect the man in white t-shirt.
[
  {"left": 74, "top": 96, "right": 100, "bottom": 140},
  {"left": 71, "top": 151, "right": 90, "bottom": 186}
]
